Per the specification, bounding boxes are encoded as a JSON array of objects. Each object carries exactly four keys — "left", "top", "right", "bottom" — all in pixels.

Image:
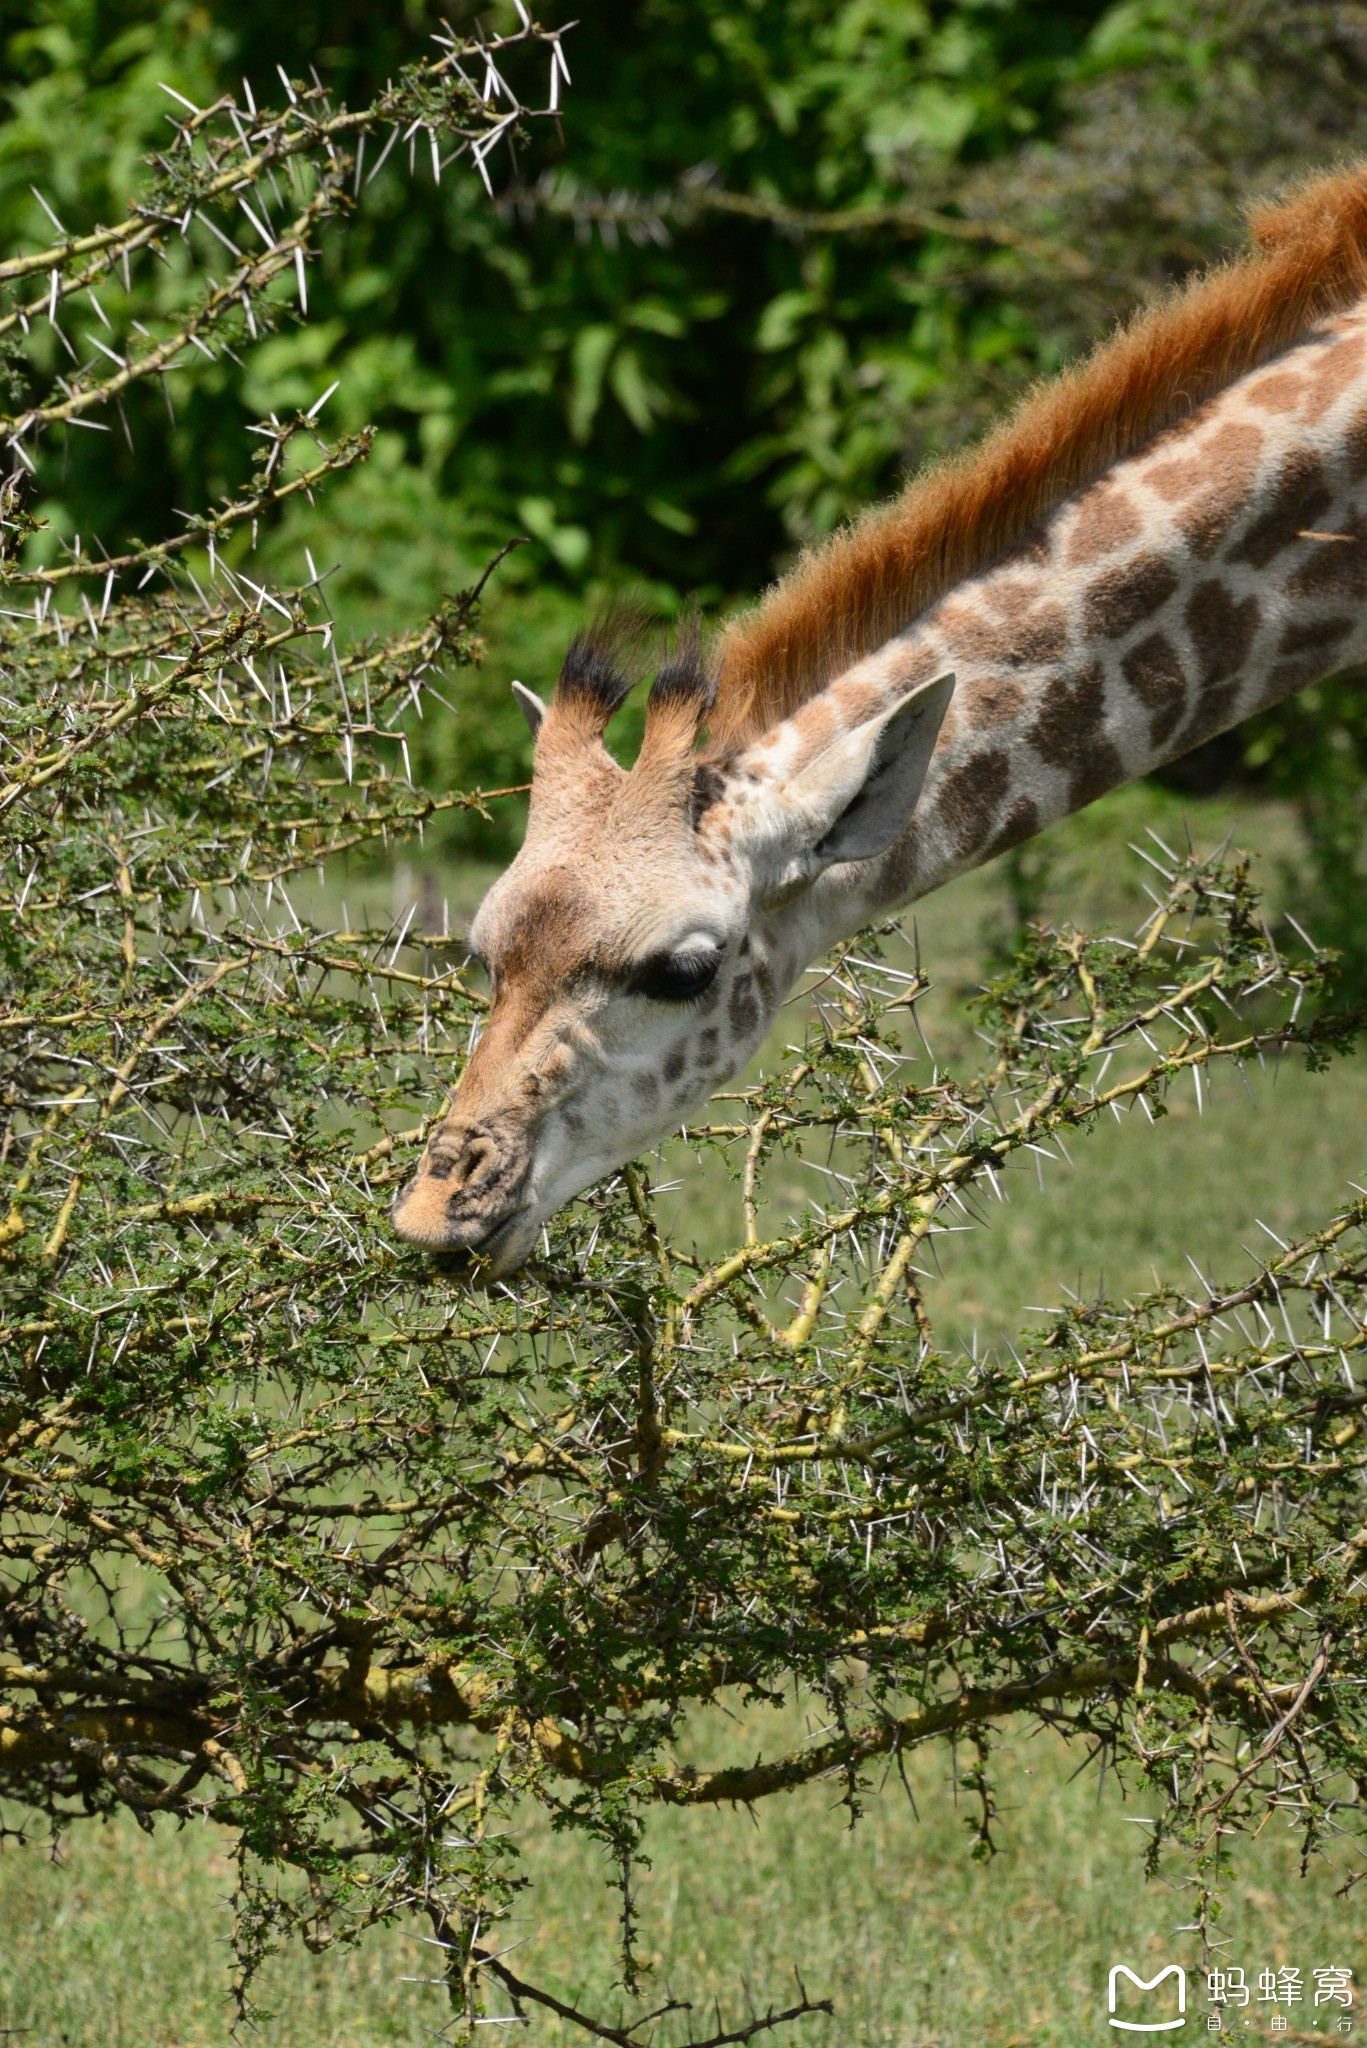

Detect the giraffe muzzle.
[{"left": 389, "top": 1117, "right": 534, "bottom": 1256}]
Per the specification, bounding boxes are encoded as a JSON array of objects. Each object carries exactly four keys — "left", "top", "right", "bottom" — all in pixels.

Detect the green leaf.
[{"left": 567, "top": 324, "right": 616, "bottom": 443}]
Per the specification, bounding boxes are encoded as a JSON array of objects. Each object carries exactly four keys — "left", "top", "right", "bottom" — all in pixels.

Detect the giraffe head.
[{"left": 390, "top": 617, "right": 954, "bottom": 1273}]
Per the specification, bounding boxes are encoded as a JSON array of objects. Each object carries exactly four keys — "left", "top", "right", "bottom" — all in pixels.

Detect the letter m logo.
[{"left": 1108, "top": 1963, "right": 1187, "bottom": 2031}]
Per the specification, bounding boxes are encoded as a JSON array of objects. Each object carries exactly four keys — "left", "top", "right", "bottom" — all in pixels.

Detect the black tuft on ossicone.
[
  {"left": 555, "top": 603, "right": 651, "bottom": 722},
  {"left": 646, "top": 614, "right": 717, "bottom": 720},
  {"left": 557, "top": 633, "right": 634, "bottom": 718}
]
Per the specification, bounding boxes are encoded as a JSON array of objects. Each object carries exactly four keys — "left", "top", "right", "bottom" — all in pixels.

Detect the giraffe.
[{"left": 391, "top": 164, "right": 1367, "bottom": 1274}]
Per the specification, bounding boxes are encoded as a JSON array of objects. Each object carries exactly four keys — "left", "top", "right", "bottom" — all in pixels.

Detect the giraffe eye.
[{"left": 631, "top": 943, "right": 723, "bottom": 1003}]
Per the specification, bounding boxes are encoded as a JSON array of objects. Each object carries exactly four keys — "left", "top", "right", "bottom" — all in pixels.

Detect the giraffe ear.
[
  {"left": 511, "top": 680, "right": 547, "bottom": 738},
  {"left": 763, "top": 671, "right": 954, "bottom": 897},
  {"left": 808, "top": 670, "right": 954, "bottom": 864}
]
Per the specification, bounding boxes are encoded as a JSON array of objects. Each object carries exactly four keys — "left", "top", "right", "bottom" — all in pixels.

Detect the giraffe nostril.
[
  {"left": 423, "top": 1130, "right": 500, "bottom": 1198},
  {"left": 454, "top": 1135, "right": 496, "bottom": 1189}
]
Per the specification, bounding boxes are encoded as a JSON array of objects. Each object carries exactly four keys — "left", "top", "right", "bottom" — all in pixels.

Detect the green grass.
[
  {"left": 5, "top": 782, "right": 1365, "bottom": 2047},
  {"left": 4, "top": 1719, "right": 1360, "bottom": 2046}
]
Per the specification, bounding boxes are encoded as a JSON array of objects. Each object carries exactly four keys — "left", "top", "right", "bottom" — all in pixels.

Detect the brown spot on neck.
[
  {"left": 1279, "top": 613, "right": 1354, "bottom": 657},
  {"left": 936, "top": 595, "right": 1069, "bottom": 672},
  {"left": 983, "top": 795, "right": 1040, "bottom": 860},
  {"left": 1121, "top": 632, "right": 1189, "bottom": 749},
  {"left": 962, "top": 674, "right": 1027, "bottom": 727},
  {"left": 933, "top": 747, "right": 1012, "bottom": 859},
  {"left": 1145, "top": 420, "right": 1264, "bottom": 560},
  {"left": 1242, "top": 366, "right": 1308, "bottom": 414},
  {"left": 1173, "top": 581, "right": 1261, "bottom": 747},
  {"left": 1300, "top": 330, "right": 1367, "bottom": 424},
  {"left": 1185, "top": 580, "right": 1261, "bottom": 689},
  {"left": 1083, "top": 554, "right": 1181, "bottom": 641},
  {"left": 1231, "top": 448, "right": 1333, "bottom": 568},
  {"left": 1027, "top": 659, "right": 1123, "bottom": 810},
  {"left": 1288, "top": 509, "right": 1367, "bottom": 601},
  {"left": 1063, "top": 479, "right": 1143, "bottom": 565}
]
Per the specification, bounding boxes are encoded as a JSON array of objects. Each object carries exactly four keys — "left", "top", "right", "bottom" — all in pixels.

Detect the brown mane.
[{"left": 710, "top": 161, "right": 1367, "bottom": 750}]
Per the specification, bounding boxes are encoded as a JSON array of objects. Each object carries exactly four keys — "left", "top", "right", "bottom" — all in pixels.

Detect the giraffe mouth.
[
  {"left": 467, "top": 1206, "right": 534, "bottom": 1271},
  {"left": 419, "top": 1206, "right": 531, "bottom": 1279}
]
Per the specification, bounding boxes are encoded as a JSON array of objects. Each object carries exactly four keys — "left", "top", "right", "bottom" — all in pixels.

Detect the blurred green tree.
[{"left": 1, "top": 0, "right": 1363, "bottom": 956}]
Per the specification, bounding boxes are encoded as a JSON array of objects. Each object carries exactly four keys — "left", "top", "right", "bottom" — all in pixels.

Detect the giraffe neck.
[{"left": 793, "top": 297, "right": 1367, "bottom": 954}]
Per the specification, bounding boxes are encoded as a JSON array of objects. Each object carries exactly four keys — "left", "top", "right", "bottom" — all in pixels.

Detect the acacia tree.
[{"left": 2, "top": 36, "right": 1367, "bottom": 2045}]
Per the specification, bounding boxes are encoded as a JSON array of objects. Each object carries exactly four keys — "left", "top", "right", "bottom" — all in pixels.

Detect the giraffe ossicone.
[{"left": 391, "top": 161, "right": 1367, "bottom": 1272}]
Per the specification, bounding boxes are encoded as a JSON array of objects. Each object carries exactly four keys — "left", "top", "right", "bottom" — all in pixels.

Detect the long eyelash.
[{"left": 628, "top": 945, "right": 723, "bottom": 1003}]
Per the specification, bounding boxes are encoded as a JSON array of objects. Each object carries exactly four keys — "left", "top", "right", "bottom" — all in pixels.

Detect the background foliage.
[{"left": 2, "top": 0, "right": 1365, "bottom": 939}]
